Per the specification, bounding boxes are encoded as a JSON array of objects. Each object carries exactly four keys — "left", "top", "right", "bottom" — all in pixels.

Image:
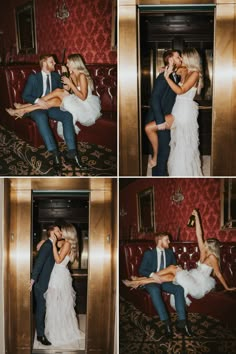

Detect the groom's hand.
[
  {"left": 29, "top": 279, "right": 34, "bottom": 292},
  {"left": 37, "top": 98, "right": 49, "bottom": 109},
  {"left": 152, "top": 273, "right": 163, "bottom": 283}
]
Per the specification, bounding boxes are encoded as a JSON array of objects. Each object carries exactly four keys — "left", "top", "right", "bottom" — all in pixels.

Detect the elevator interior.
[
  {"left": 140, "top": 9, "right": 214, "bottom": 172},
  {"left": 32, "top": 191, "right": 89, "bottom": 352}
]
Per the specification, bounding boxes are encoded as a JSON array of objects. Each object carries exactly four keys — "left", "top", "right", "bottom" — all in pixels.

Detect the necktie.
[
  {"left": 173, "top": 73, "right": 178, "bottom": 83},
  {"left": 45, "top": 74, "right": 50, "bottom": 95},
  {"left": 159, "top": 251, "right": 164, "bottom": 270}
]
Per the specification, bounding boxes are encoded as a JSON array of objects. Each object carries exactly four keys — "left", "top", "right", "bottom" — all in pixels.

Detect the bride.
[
  {"left": 44, "top": 223, "right": 84, "bottom": 346},
  {"left": 165, "top": 48, "right": 203, "bottom": 176},
  {"left": 123, "top": 209, "right": 236, "bottom": 308}
]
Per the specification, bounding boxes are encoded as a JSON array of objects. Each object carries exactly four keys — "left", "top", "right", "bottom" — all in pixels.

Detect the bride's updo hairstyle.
[
  {"left": 182, "top": 48, "right": 203, "bottom": 95},
  {"left": 67, "top": 53, "right": 94, "bottom": 90},
  {"left": 61, "top": 224, "right": 79, "bottom": 263},
  {"left": 205, "top": 238, "right": 221, "bottom": 266}
]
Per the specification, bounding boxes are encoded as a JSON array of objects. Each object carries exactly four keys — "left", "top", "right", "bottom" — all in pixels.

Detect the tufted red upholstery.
[
  {"left": 0, "top": 64, "right": 117, "bottom": 152},
  {"left": 120, "top": 241, "right": 236, "bottom": 327}
]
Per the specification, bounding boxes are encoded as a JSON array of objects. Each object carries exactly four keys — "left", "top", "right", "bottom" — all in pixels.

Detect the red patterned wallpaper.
[
  {"left": 0, "top": 0, "right": 116, "bottom": 64},
  {"left": 120, "top": 178, "right": 236, "bottom": 242}
]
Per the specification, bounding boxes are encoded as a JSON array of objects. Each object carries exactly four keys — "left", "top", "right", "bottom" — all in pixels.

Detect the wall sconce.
[
  {"left": 120, "top": 208, "right": 127, "bottom": 217},
  {"left": 56, "top": 0, "right": 70, "bottom": 21},
  {"left": 171, "top": 188, "right": 184, "bottom": 204}
]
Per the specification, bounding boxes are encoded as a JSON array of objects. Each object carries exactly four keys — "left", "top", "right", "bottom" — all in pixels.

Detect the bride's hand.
[
  {"left": 61, "top": 76, "right": 71, "bottom": 86},
  {"left": 51, "top": 234, "right": 57, "bottom": 245},
  {"left": 164, "top": 65, "right": 174, "bottom": 79},
  {"left": 192, "top": 209, "right": 199, "bottom": 218},
  {"left": 225, "top": 287, "right": 236, "bottom": 291}
]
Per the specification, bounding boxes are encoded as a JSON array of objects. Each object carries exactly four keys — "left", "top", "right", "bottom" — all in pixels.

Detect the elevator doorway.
[
  {"left": 139, "top": 7, "right": 214, "bottom": 175},
  {"left": 32, "top": 191, "right": 89, "bottom": 353},
  {"left": 4, "top": 178, "right": 116, "bottom": 354}
]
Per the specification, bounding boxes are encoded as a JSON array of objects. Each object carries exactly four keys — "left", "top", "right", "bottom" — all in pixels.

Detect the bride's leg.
[
  {"left": 14, "top": 102, "right": 32, "bottom": 109},
  {"left": 42, "top": 88, "right": 67, "bottom": 102},
  {"left": 157, "top": 265, "right": 178, "bottom": 277},
  {"left": 6, "top": 97, "right": 61, "bottom": 118},
  {"left": 145, "top": 121, "right": 159, "bottom": 168},
  {"left": 165, "top": 114, "right": 175, "bottom": 129}
]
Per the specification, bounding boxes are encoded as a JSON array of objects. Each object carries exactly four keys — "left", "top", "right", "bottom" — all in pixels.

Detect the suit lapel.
[
  {"left": 153, "top": 248, "right": 157, "bottom": 271},
  {"left": 37, "top": 72, "right": 44, "bottom": 97}
]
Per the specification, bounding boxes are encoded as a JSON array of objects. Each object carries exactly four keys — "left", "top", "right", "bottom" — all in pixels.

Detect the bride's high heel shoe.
[
  {"left": 148, "top": 158, "right": 157, "bottom": 169},
  {"left": 6, "top": 108, "right": 25, "bottom": 119}
]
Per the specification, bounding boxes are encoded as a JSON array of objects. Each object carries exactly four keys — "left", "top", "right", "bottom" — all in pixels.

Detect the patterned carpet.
[
  {"left": 0, "top": 125, "right": 116, "bottom": 176},
  {"left": 120, "top": 297, "right": 236, "bottom": 354}
]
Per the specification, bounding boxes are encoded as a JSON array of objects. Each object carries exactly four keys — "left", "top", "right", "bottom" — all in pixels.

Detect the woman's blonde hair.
[
  {"left": 67, "top": 53, "right": 94, "bottom": 90},
  {"left": 61, "top": 223, "right": 79, "bottom": 263},
  {"left": 205, "top": 238, "right": 221, "bottom": 267},
  {"left": 182, "top": 48, "right": 204, "bottom": 95}
]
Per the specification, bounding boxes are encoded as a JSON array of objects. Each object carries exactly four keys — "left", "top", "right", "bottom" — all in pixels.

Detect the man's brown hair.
[
  {"left": 39, "top": 54, "right": 55, "bottom": 68},
  {"left": 163, "top": 49, "right": 181, "bottom": 66}
]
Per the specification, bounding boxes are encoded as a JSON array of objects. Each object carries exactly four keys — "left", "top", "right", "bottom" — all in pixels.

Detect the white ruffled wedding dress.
[
  {"left": 44, "top": 255, "right": 84, "bottom": 346},
  {"left": 57, "top": 85, "right": 101, "bottom": 139},
  {"left": 168, "top": 86, "right": 203, "bottom": 176},
  {"left": 170, "top": 261, "right": 216, "bottom": 309}
]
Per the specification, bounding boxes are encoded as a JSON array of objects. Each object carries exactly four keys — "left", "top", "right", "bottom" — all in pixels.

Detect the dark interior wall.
[
  {"left": 0, "top": 0, "right": 116, "bottom": 64},
  {"left": 120, "top": 178, "right": 236, "bottom": 242}
]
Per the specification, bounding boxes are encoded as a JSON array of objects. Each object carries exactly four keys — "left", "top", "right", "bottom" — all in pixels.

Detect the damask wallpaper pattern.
[
  {"left": 0, "top": 0, "right": 116, "bottom": 64},
  {"left": 119, "top": 178, "right": 236, "bottom": 242}
]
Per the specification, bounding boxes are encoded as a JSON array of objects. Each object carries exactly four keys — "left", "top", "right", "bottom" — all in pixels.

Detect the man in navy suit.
[
  {"left": 139, "top": 232, "right": 192, "bottom": 337},
  {"left": 145, "top": 50, "right": 182, "bottom": 176},
  {"left": 22, "top": 54, "right": 82, "bottom": 174},
  {"left": 30, "top": 224, "right": 62, "bottom": 346}
]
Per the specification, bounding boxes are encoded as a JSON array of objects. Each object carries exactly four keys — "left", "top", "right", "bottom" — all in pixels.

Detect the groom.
[
  {"left": 30, "top": 224, "right": 63, "bottom": 345},
  {"left": 146, "top": 50, "right": 182, "bottom": 176},
  {"left": 22, "top": 54, "right": 82, "bottom": 175},
  {"left": 139, "top": 232, "right": 192, "bottom": 337}
]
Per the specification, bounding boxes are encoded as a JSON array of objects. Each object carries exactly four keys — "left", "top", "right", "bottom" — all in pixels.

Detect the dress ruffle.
[
  {"left": 44, "top": 255, "right": 84, "bottom": 346},
  {"left": 168, "top": 87, "right": 203, "bottom": 176}
]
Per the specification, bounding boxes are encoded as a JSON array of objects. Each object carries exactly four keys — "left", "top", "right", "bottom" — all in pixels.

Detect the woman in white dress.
[
  {"left": 6, "top": 54, "right": 101, "bottom": 139},
  {"left": 44, "top": 223, "right": 84, "bottom": 346},
  {"left": 165, "top": 48, "right": 203, "bottom": 176},
  {"left": 123, "top": 209, "right": 236, "bottom": 308}
]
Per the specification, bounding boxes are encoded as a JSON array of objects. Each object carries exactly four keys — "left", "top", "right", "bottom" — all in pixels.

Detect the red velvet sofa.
[
  {"left": 0, "top": 64, "right": 117, "bottom": 152},
  {"left": 120, "top": 240, "right": 236, "bottom": 327}
]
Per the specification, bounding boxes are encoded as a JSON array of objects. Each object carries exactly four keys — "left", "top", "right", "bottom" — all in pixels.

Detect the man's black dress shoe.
[
  {"left": 164, "top": 324, "right": 173, "bottom": 338},
  {"left": 176, "top": 324, "right": 193, "bottom": 337},
  {"left": 65, "top": 153, "right": 84, "bottom": 170},
  {"left": 52, "top": 154, "right": 62, "bottom": 175},
  {"left": 37, "top": 335, "right": 51, "bottom": 345}
]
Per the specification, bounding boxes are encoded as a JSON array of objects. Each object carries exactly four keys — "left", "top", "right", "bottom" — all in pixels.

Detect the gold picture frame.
[{"left": 15, "top": 0, "right": 37, "bottom": 54}]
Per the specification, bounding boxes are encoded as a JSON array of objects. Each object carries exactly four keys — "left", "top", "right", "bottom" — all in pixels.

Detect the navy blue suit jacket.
[
  {"left": 31, "top": 239, "right": 55, "bottom": 292},
  {"left": 146, "top": 72, "right": 178, "bottom": 125},
  {"left": 22, "top": 71, "right": 63, "bottom": 104},
  {"left": 139, "top": 247, "right": 177, "bottom": 277}
]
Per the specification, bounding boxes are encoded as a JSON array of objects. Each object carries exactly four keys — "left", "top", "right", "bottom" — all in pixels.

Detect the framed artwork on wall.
[
  {"left": 15, "top": 0, "right": 37, "bottom": 54},
  {"left": 137, "top": 186, "right": 155, "bottom": 232},
  {"left": 221, "top": 178, "right": 236, "bottom": 229},
  {"left": 111, "top": 0, "right": 117, "bottom": 50}
]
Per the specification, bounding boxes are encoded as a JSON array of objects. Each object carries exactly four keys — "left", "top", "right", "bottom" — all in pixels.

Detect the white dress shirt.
[{"left": 150, "top": 247, "right": 166, "bottom": 277}]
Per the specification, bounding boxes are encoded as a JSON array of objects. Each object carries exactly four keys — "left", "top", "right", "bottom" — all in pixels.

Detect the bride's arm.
[
  {"left": 52, "top": 236, "right": 71, "bottom": 264},
  {"left": 192, "top": 209, "right": 205, "bottom": 254},
  {"left": 62, "top": 73, "right": 88, "bottom": 101},
  {"left": 164, "top": 67, "right": 199, "bottom": 95}
]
